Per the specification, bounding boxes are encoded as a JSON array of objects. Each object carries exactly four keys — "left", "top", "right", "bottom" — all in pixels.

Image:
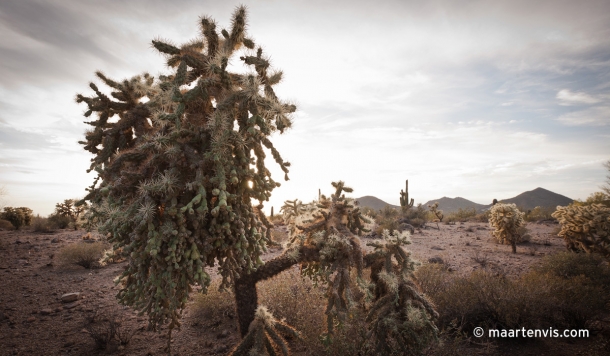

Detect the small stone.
[
  {"left": 428, "top": 256, "right": 444, "bottom": 264},
  {"left": 40, "top": 309, "right": 53, "bottom": 315},
  {"left": 61, "top": 293, "right": 80, "bottom": 303},
  {"left": 51, "top": 238, "right": 60, "bottom": 243},
  {"left": 217, "top": 329, "right": 229, "bottom": 339},
  {"left": 63, "top": 301, "right": 80, "bottom": 309},
  {"left": 431, "top": 246, "right": 444, "bottom": 250},
  {"left": 26, "top": 316, "right": 36, "bottom": 323}
]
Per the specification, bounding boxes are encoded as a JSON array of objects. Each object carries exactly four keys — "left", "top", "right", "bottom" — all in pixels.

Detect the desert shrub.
[
  {"left": 48, "top": 213, "right": 71, "bottom": 229},
  {"left": 534, "top": 251, "right": 610, "bottom": 287},
  {"left": 488, "top": 203, "right": 525, "bottom": 253},
  {"left": 57, "top": 242, "right": 107, "bottom": 269},
  {"left": 402, "top": 203, "right": 429, "bottom": 228},
  {"left": 0, "top": 218, "right": 15, "bottom": 230},
  {"left": 470, "top": 211, "right": 489, "bottom": 223},
  {"left": 31, "top": 215, "right": 57, "bottom": 233},
  {"left": 416, "top": 253, "right": 610, "bottom": 337},
  {"left": 85, "top": 309, "right": 135, "bottom": 350},
  {"left": 445, "top": 207, "right": 477, "bottom": 223},
  {"left": 0, "top": 207, "right": 33, "bottom": 230},
  {"left": 552, "top": 203, "right": 610, "bottom": 259},
  {"left": 53, "top": 199, "right": 87, "bottom": 230},
  {"left": 573, "top": 191, "right": 610, "bottom": 208},
  {"left": 523, "top": 206, "right": 556, "bottom": 222}
]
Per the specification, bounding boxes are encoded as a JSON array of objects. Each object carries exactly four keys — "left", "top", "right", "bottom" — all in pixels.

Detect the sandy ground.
[{"left": 0, "top": 221, "right": 601, "bottom": 356}]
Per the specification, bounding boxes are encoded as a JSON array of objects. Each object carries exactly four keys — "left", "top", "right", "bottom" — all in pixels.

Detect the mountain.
[
  {"left": 499, "top": 187, "right": 573, "bottom": 210},
  {"left": 355, "top": 196, "right": 399, "bottom": 211},
  {"left": 356, "top": 187, "right": 573, "bottom": 213},
  {"left": 422, "top": 197, "right": 489, "bottom": 213}
]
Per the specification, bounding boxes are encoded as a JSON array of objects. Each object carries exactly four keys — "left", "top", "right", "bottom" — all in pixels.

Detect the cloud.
[
  {"left": 557, "top": 106, "right": 610, "bottom": 126},
  {"left": 557, "top": 89, "right": 600, "bottom": 105}
]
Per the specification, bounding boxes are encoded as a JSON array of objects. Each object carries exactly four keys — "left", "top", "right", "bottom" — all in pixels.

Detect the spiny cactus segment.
[
  {"left": 230, "top": 306, "right": 301, "bottom": 356},
  {"left": 488, "top": 203, "right": 525, "bottom": 253},
  {"left": 552, "top": 203, "right": 610, "bottom": 258},
  {"left": 428, "top": 202, "right": 444, "bottom": 227}
]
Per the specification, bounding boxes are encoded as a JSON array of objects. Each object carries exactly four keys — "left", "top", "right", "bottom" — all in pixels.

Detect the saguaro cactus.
[{"left": 400, "top": 180, "right": 414, "bottom": 212}]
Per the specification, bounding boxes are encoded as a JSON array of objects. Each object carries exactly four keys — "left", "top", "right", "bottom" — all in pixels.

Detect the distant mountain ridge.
[{"left": 356, "top": 187, "right": 573, "bottom": 213}]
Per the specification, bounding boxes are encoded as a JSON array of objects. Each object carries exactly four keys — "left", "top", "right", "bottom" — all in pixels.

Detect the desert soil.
[{"left": 0, "top": 221, "right": 605, "bottom": 355}]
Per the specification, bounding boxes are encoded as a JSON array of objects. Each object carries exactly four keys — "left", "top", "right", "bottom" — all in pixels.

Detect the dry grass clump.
[
  {"left": 415, "top": 252, "right": 610, "bottom": 338},
  {"left": 0, "top": 218, "right": 15, "bottom": 230},
  {"left": 57, "top": 241, "right": 107, "bottom": 269},
  {"left": 257, "top": 268, "right": 369, "bottom": 355},
  {"left": 191, "top": 279, "right": 236, "bottom": 322}
]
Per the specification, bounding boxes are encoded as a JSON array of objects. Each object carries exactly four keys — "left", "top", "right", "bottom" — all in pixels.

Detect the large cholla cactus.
[
  {"left": 552, "top": 203, "right": 610, "bottom": 258},
  {"left": 488, "top": 203, "right": 525, "bottom": 253},
  {"left": 77, "top": 6, "right": 294, "bottom": 337}
]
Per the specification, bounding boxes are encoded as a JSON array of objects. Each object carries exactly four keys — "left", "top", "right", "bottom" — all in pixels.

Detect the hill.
[
  {"left": 355, "top": 196, "right": 399, "bottom": 211},
  {"left": 499, "top": 187, "right": 573, "bottom": 210},
  {"left": 357, "top": 187, "right": 573, "bottom": 214},
  {"left": 422, "top": 197, "right": 489, "bottom": 214}
]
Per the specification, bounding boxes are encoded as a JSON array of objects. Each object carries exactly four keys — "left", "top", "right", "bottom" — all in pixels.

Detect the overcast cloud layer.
[{"left": 0, "top": 0, "right": 609, "bottom": 215}]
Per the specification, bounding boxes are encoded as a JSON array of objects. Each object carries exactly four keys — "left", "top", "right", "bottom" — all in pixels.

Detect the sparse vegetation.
[
  {"left": 445, "top": 207, "right": 477, "bottom": 223},
  {"left": 0, "top": 218, "right": 15, "bottom": 230},
  {"left": 415, "top": 252, "right": 610, "bottom": 337},
  {"left": 57, "top": 241, "right": 107, "bottom": 269},
  {"left": 31, "top": 215, "right": 56, "bottom": 233}
]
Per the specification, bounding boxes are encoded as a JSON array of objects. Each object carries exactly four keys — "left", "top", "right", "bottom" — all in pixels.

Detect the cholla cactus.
[
  {"left": 364, "top": 229, "right": 438, "bottom": 355},
  {"left": 230, "top": 306, "right": 301, "bottom": 356},
  {"left": 488, "top": 203, "right": 525, "bottom": 253},
  {"left": 77, "top": 6, "right": 294, "bottom": 341},
  {"left": 55, "top": 199, "right": 87, "bottom": 230},
  {"left": 552, "top": 203, "right": 610, "bottom": 258}
]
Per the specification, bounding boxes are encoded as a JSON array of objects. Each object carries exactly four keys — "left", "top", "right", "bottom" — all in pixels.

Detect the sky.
[{"left": 0, "top": 0, "right": 609, "bottom": 216}]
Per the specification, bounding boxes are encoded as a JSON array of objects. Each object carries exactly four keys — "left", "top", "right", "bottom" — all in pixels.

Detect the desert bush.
[
  {"left": 488, "top": 203, "right": 525, "bottom": 253},
  {"left": 31, "top": 215, "right": 57, "bottom": 233},
  {"left": 47, "top": 213, "right": 71, "bottom": 229},
  {"left": 552, "top": 203, "right": 610, "bottom": 259},
  {"left": 0, "top": 207, "right": 33, "bottom": 230},
  {"left": 522, "top": 206, "right": 556, "bottom": 222},
  {"left": 572, "top": 191, "right": 610, "bottom": 208},
  {"left": 402, "top": 203, "right": 429, "bottom": 228},
  {"left": 0, "top": 218, "right": 15, "bottom": 230},
  {"left": 416, "top": 252, "right": 610, "bottom": 337},
  {"left": 85, "top": 310, "right": 135, "bottom": 350},
  {"left": 470, "top": 211, "right": 489, "bottom": 223},
  {"left": 57, "top": 242, "right": 107, "bottom": 269},
  {"left": 445, "top": 207, "right": 477, "bottom": 223},
  {"left": 53, "top": 199, "right": 87, "bottom": 230}
]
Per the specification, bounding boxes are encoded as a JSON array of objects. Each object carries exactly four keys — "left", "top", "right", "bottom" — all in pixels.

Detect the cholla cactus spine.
[
  {"left": 488, "top": 203, "right": 525, "bottom": 253},
  {"left": 551, "top": 203, "right": 610, "bottom": 258}
]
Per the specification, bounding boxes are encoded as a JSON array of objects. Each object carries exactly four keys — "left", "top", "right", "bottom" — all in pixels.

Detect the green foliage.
[
  {"left": 54, "top": 199, "right": 88, "bottom": 230},
  {"left": 552, "top": 203, "right": 610, "bottom": 259},
  {"left": 1, "top": 207, "right": 33, "bottom": 230},
  {"left": 402, "top": 203, "right": 429, "bottom": 228},
  {"left": 488, "top": 203, "right": 525, "bottom": 253},
  {"left": 522, "top": 205, "right": 557, "bottom": 222},
  {"left": 77, "top": 6, "right": 294, "bottom": 333}
]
